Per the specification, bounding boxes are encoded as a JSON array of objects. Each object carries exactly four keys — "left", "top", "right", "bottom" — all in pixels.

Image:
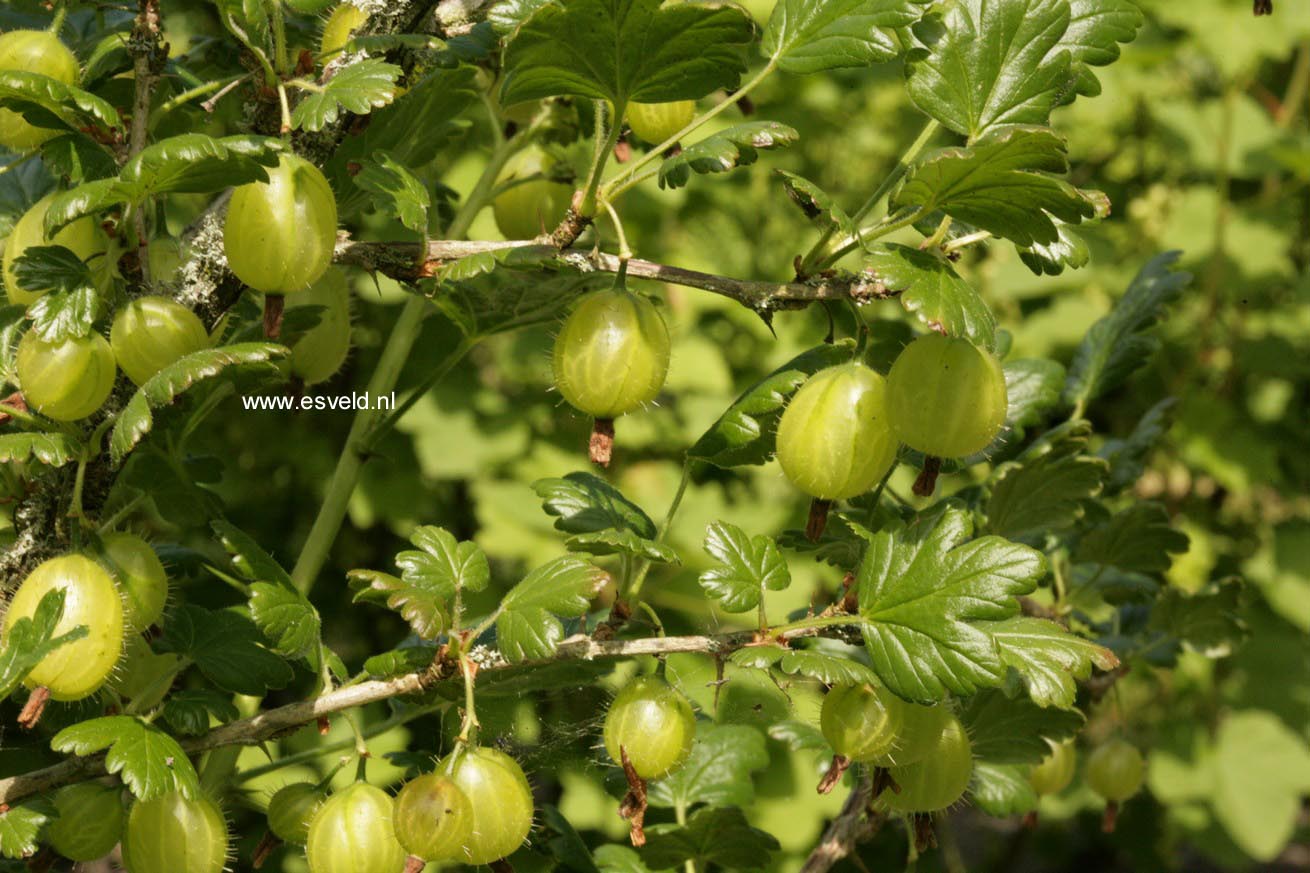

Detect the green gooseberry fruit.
[
  {"left": 16, "top": 330, "right": 117, "bottom": 421},
  {"left": 3, "top": 193, "right": 109, "bottom": 306},
  {"left": 121, "top": 792, "right": 228, "bottom": 873},
  {"left": 45, "top": 782, "right": 123, "bottom": 862},
  {"left": 603, "top": 675, "right": 697, "bottom": 780},
  {"left": 626, "top": 100, "right": 695, "bottom": 144},
  {"left": 286, "top": 267, "right": 352, "bottom": 384},
  {"left": 775, "top": 362, "right": 898, "bottom": 501},
  {"left": 552, "top": 288, "right": 671, "bottom": 420},
  {"left": 886, "top": 334, "right": 1008, "bottom": 458},
  {"left": 98, "top": 532, "right": 168, "bottom": 632},
  {"left": 437, "top": 746, "right": 535, "bottom": 865},
  {"left": 267, "top": 782, "right": 324, "bottom": 845},
  {"left": 1029, "top": 739, "right": 1077, "bottom": 797},
  {"left": 110, "top": 296, "right": 210, "bottom": 386},
  {"left": 108, "top": 635, "right": 181, "bottom": 709},
  {"left": 223, "top": 153, "right": 338, "bottom": 295},
  {"left": 320, "top": 4, "right": 368, "bottom": 56},
  {"left": 820, "top": 683, "right": 904, "bottom": 762},
  {"left": 0, "top": 31, "right": 80, "bottom": 151},
  {"left": 878, "top": 714, "right": 973, "bottom": 814},
  {"left": 492, "top": 146, "right": 572, "bottom": 240},
  {"left": 3, "top": 554, "right": 124, "bottom": 701},
  {"left": 1085, "top": 738, "right": 1145, "bottom": 803},
  {"left": 871, "top": 702, "right": 952, "bottom": 768},
  {"left": 393, "top": 772, "right": 474, "bottom": 862},
  {"left": 305, "top": 782, "right": 406, "bottom": 873}
]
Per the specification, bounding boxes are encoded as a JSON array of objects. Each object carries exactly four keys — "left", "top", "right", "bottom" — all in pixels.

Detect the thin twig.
[{"left": 799, "top": 775, "right": 885, "bottom": 873}]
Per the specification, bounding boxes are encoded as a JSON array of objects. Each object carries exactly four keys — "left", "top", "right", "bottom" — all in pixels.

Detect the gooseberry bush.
[{"left": 0, "top": 0, "right": 1300, "bottom": 871}]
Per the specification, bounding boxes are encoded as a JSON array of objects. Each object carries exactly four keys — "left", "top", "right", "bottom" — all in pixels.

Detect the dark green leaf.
[
  {"left": 1075, "top": 502, "right": 1189, "bottom": 575},
  {"left": 984, "top": 616, "right": 1120, "bottom": 709},
  {"left": 987, "top": 435, "right": 1108, "bottom": 542},
  {"left": 354, "top": 151, "right": 430, "bottom": 232},
  {"left": 496, "top": 557, "right": 608, "bottom": 662},
  {"left": 659, "top": 122, "right": 799, "bottom": 189},
  {"left": 1098, "top": 398, "right": 1175, "bottom": 495},
  {"left": 641, "top": 807, "right": 779, "bottom": 870},
  {"left": 292, "top": 59, "right": 402, "bottom": 132},
  {"left": 647, "top": 724, "right": 769, "bottom": 809},
  {"left": 892, "top": 127, "right": 1098, "bottom": 247},
  {"left": 158, "top": 605, "right": 293, "bottom": 695},
  {"left": 0, "top": 432, "right": 81, "bottom": 467},
  {"left": 161, "top": 690, "right": 240, "bottom": 737},
  {"left": 905, "top": 0, "right": 1071, "bottom": 139},
  {"left": 855, "top": 504, "right": 1045, "bottom": 701},
  {"left": 594, "top": 845, "right": 655, "bottom": 873},
  {"left": 50, "top": 715, "right": 201, "bottom": 800},
  {"left": 0, "top": 71, "right": 122, "bottom": 137},
  {"left": 110, "top": 343, "right": 289, "bottom": 462},
  {"left": 0, "top": 801, "right": 53, "bottom": 860},
  {"left": 960, "top": 689, "right": 1083, "bottom": 762},
  {"left": 249, "top": 582, "right": 322, "bottom": 661},
  {"left": 1060, "top": 0, "right": 1145, "bottom": 101},
  {"left": 211, "top": 520, "right": 293, "bottom": 587},
  {"left": 363, "top": 645, "right": 438, "bottom": 679},
  {"left": 1001, "top": 358, "right": 1066, "bottom": 441},
  {"left": 534, "top": 472, "right": 658, "bottom": 539},
  {"left": 688, "top": 341, "right": 853, "bottom": 468},
  {"left": 762, "top": 0, "right": 930, "bottom": 73},
  {"left": 1018, "top": 217, "right": 1091, "bottom": 276},
  {"left": 729, "top": 639, "right": 879, "bottom": 685},
  {"left": 351, "top": 526, "right": 488, "bottom": 639},
  {"left": 970, "top": 762, "right": 1037, "bottom": 817},
  {"left": 1062, "top": 252, "right": 1191, "bottom": 412},
  {"left": 1150, "top": 582, "right": 1248, "bottom": 658},
  {"left": 565, "top": 529, "right": 680, "bottom": 564},
  {"left": 500, "top": 0, "right": 753, "bottom": 105},
  {"left": 542, "top": 805, "right": 603, "bottom": 873},
  {"left": 776, "top": 171, "right": 856, "bottom": 238},
  {"left": 860, "top": 243, "right": 996, "bottom": 348},
  {"left": 40, "top": 133, "right": 118, "bottom": 183},
  {"left": 698, "top": 520, "right": 790, "bottom": 613}
]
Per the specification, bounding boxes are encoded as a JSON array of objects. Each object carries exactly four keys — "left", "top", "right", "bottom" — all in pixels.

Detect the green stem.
[
  {"left": 269, "top": 0, "right": 290, "bottom": 76},
  {"left": 199, "top": 746, "right": 242, "bottom": 796},
  {"left": 366, "top": 337, "right": 475, "bottom": 446},
  {"left": 457, "top": 654, "right": 479, "bottom": 744},
  {"left": 771, "top": 613, "right": 864, "bottom": 635},
  {"left": 603, "top": 61, "right": 777, "bottom": 202},
  {"left": 825, "top": 207, "right": 924, "bottom": 264},
  {"left": 153, "top": 75, "right": 246, "bottom": 118},
  {"left": 581, "top": 101, "right": 625, "bottom": 216},
  {"left": 289, "top": 138, "right": 524, "bottom": 594},
  {"left": 798, "top": 118, "right": 939, "bottom": 274}
]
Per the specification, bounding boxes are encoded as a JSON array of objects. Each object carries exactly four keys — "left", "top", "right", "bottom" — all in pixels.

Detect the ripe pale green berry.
[
  {"left": 0, "top": 31, "right": 80, "bottom": 151},
  {"left": 1085, "top": 738, "right": 1144, "bottom": 803},
  {"left": 879, "top": 715, "right": 973, "bottom": 814},
  {"left": 110, "top": 296, "right": 210, "bottom": 386},
  {"left": 492, "top": 146, "right": 572, "bottom": 240},
  {"left": 437, "top": 746, "right": 535, "bottom": 865},
  {"left": 16, "top": 331, "right": 117, "bottom": 421},
  {"left": 99, "top": 532, "right": 168, "bottom": 632},
  {"left": 45, "top": 782, "right": 123, "bottom": 862},
  {"left": 108, "top": 635, "right": 181, "bottom": 709},
  {"left": 224, "top": 153, "right": 338, "bottom": 295},
  {"left": 1029, "top": 739, "right": 1077, "bottom": 797},
  {"left": 393, "top": 773, "right": 474, "bottom": 862},
  {"left": 267, "top": 782, "right": 324, "bottom": 845},
  {"left": 287, "top": 267, "right": 353, "bottom": 384},
  {"left": 553, "top": 288, "right": 671, "bottom": 419},
  {"left": 320, "top": 3, "right": 368, "bottom": 55},
  {"left": 626, "top": 100, "right": 695, "bottom": 144},
  {"left": 3, "top": 193, "right": 109, "bottom": 306},
  {"left": 871, "top": 702, "right": 952, "bottom": 768},
  {"left": 775, "top": 362, "right": 898, "bottom": 501},
  {"left": 603, "top": 676, "right": 697, "bottom": 779},
  {"left": 3, "top": 555, "right": 124, "bottom": 701},
  {"left": 886, "top": 334, "right": 1008, "bottom": 458},
  {"left": 122, "top": 792, "right": 228, "bottom": 873},
  {"left": 306, "top": 782, "right": 406, "bottom": 873},
  {"left": 820, "top": 683, "right": 904, "bottom": 762}
]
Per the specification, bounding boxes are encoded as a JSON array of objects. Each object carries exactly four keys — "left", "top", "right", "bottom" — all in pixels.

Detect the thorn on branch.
[
  {"left": 840, "top": 572, "right": 858, "bottom": 614},
  {"left": 618, "top": 746, "right": 648, "bottom": 847},
  {"left": 17, "top": 687, "right": 50, "bottom": 730},
  {"left": 816, "top": 754, "right": 851, "bottom": 795}
]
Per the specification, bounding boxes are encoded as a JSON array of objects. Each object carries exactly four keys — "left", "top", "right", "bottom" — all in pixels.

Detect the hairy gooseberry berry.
[
  {"left": 224, "top": 153, "right": 338, "bottom": 295},
  {"left": 306, "top": 781, "right": 406, "bottom": 873},
  {"left": 267, "top": 782, "right": 323, "bottom": 845},
  {"left": 871, "top": 702, "right": 952, "bottom": 768},
  {"left": 3, "top": 193, "right": 109, "bottom": 306},
  {"left": 820, "top": 683, "right": 904, "bottom": 762},
  {"left": 16, "top": 330, "right": 117, "bottom": 421},
  {"left": 287, "top": 267, "right": 353, "bottom": 384},
  {"left": 108, "top": 635, "right": 180, "bottom": 709},
  {"left": 3, "top": 554, "right": 124, "bottom": 701},
  {"left": 0, "top": 31, "right": 80, "bottom": 151},
  {"left": 110, "top": 296, "right": 210, "bottom": 386},
  {"left": 393, "top": 772, "right": 473, "bottom": 863},
  {"left": 776, "top": 362, "right": 898, "bottom": 501},
  {"left": 320, "top": 3, "right": 368, "bottom": 56},
  {"left": 492, "top": 146, "right": 572, "bottom": 240},
  {"left": 1085, "top": 738, "right": 1144, "bottom": 803},
  {"left": 45, "top": 782, "right": 123, "bottom": 862},
  {"left": 122, "top": 792, "right": 227, "bottom": 873},
  {"left": 1029, "top": 739, "right": 1077, "bottom": 797},
  {"left": 603, "top": 675, "right": 697, "bottom": 780},
  {"left": 438, "top": 745, "right": 535, "bottom": 865},
  {"left": 878, "top": 714, "right": 973, "bottom": 814},
  {"left": 626, "top": 100, "right": 695, "bottom": 145},
  {"left": 98, "top": 532, "right": 168, "bottom": 632},
  {"left": 886, "top": 334, "right": 1008, "bottom": 459}
]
